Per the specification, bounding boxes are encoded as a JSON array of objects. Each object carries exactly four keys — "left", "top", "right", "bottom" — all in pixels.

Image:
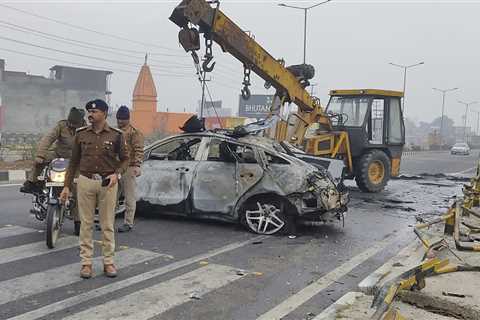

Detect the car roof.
[{"left": 147, "top": 132, "right": 280, "bottom": 152}]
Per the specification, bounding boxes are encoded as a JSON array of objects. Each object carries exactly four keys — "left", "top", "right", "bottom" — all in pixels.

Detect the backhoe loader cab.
[{"left": 323, "top": 89, "right": 405, "bottom": 192}]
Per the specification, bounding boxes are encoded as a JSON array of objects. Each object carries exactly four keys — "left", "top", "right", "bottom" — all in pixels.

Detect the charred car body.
[{"left": 137, "top": 131, "right": 348, "bottom": 235}]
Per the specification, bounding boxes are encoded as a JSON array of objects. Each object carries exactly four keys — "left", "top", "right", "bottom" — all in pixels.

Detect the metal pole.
[
  {"left": 440, "top": 91, "right": 446, "bottom": 144},
  {"left": 389, "top": 62, "right": 424, "bottom": 118},
  {"left": 458, "top": 101, "right": 478, "bottom": 142},
  {"left": 402, "top": 67, "right": 407, "bottom": 113},
  {"left": 303, "top": 8, "right": 307, "bottom": 64},
  {"left": 278, "top": 1, "right": 330, "bottom": 65},
  {"left": 433, "top": 87, "right": 458, "bottom": 146},
  {"left": 476, "top": 111, "right": 479, "bottom": 136}
]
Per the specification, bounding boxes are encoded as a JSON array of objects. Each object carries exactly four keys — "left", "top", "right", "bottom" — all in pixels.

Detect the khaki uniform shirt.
[
  {"left": 36, "top": 120, "right": 83, "bottom": 159},
  {"left": 65, "top": 122, "right": 129, "bottom": 189},
  {"left": 121, "top": 124, "right": 144, "bottom": 168}
]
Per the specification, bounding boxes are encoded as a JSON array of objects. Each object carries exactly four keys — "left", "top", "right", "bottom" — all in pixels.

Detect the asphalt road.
[
  {"left": 401, "top": 150, "right": 479, "bottom": 176},
  {"left": 0, "top": 151, "right": 468, "bottom": 320}
]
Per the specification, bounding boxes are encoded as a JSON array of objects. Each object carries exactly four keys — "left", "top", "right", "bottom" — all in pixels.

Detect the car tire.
[
  {"left": 355, "top": 150, "right": 391, "bottom": 193},
  {"left": 240, "top": 196, "right": 293, "bottom": 235}
]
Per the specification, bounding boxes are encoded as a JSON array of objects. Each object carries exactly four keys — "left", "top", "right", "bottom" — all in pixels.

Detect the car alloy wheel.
[{"left": 245, "top": 201, "right": 286, "bottom": 235}]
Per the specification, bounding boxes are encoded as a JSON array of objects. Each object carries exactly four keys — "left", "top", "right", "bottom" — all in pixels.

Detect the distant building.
[
  {"left": 0, "top": 59, "right": 111, "bottom": 134},
  {"left": 197, "top": 100, "right": 232, "bottom": 117},
  {"left": 130, "top": 60, "right": 195, "bottom": 136},
  {"left": 129, "top": 60, "right": 248, "bottom": 137}
]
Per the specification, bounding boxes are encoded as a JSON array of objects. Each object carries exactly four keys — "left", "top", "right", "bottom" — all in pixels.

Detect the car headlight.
[{"left": 49, "top": 171, "right": 66, "bottom": 183}]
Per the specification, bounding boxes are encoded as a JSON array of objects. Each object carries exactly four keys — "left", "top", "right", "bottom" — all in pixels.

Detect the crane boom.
[{"left": 170, "top": 0, "right": 333, "bottom": 144}]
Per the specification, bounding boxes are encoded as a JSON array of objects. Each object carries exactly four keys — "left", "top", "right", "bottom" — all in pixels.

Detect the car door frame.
[
  {"left": 190, "top": 136, "right": 265, "bottom": 219},
  {"left": 138, "top": 135, "right": 209, "bottom": 215}
]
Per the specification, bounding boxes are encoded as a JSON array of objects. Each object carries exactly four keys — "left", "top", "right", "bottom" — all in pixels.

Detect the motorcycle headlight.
[{"left": 49, "top": 171, "right": 66, "bottom": 183}]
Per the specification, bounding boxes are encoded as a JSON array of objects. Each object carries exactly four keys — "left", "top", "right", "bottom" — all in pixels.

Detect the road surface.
[{"left": 0, "top": 150, "right": 469, "bottom": 320}]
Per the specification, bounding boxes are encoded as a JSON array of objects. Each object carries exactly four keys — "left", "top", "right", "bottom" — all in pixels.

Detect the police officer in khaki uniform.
[
  {"left": 115, "top": 106, "right": 144, "bottom": 233},
  {"left": 21, "top": 107, "right": 86, "bottom": 235},
  {"left": 21, "top": 107, "right": 85, "bottom": 193},
  {"left": 60, "top": 99, "right": 129, "bottom": 279}
]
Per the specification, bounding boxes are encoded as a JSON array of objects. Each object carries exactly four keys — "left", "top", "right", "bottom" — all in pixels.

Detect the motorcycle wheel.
[{"left": 46, "top": 204, "right": 63, "bottom": 249}]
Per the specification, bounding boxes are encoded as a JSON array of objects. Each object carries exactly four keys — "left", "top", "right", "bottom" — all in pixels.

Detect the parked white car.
[{"left": 451, "top": 142, "right": 470, "bottom": 155}]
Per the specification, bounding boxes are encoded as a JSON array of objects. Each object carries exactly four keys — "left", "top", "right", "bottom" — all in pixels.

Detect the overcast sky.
[{"left": 0, "top": 0, "right": 479, "bottom": 127}]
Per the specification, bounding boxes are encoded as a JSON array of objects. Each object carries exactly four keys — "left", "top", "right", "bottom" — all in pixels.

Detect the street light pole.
[
  {"left": 278, "top": 0, "right": 331, "bottom": 64},
  {"left": 433, "top": 87, "right": 458, "bottom": 145},
  {"left": 458, "top": 100, "right": 478, "bottom": 141},
  {"left": 389, "top": 61, "right": 424, "bottom": 116},
  {"left": 470, "top": 110, "right": 480, "bottom": 136}
]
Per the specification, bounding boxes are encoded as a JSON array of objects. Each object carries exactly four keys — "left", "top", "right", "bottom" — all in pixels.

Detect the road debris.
[
  {"left": 442, "top": 291, "right": 470, "bottom": 298},
  {"left": 189, "top": 292, "right": 201, "bottom": 300}
]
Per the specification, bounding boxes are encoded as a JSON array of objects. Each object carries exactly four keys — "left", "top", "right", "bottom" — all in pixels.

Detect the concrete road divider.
[{"left": 0, "top": 170, "right": 28, "bottom": 183}]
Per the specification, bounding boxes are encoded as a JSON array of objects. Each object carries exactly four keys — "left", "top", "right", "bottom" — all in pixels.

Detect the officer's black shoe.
[
  {"left": 117, "top": 224, "right": 132, "bottom": 233},
  {"left": 74, "top": 221, "right": 81, "bottom": 236},
  {"left": 20, "top": 181, "right": 39, "bottom": 194}
]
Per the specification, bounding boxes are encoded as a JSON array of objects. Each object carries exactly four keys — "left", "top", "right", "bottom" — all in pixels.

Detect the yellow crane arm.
[{"left": 169, "top": 0, "right": 332, "bottom": 144}]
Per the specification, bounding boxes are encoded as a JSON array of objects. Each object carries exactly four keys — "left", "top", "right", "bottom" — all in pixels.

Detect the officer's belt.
[{"left": 80, "top": 172, "right": 114, "bottom": 180}]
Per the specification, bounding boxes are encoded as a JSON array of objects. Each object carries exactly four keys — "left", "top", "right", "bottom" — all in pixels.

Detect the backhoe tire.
[{"left": 355, "top": 150, "right": 391, "bottom": 193}]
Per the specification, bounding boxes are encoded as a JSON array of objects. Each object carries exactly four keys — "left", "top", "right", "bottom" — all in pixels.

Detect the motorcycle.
[
  {"left": 31, "top": 158, "right": 127, "bottom": 248},
  {"left": 31, "top": 158, "right": 74, "bottom": 249}
]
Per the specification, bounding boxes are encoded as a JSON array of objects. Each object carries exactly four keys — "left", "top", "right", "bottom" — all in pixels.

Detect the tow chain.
[
  {"left": 241, "top": 65, "right": 252, "bottom": 100},
  {"left": 202, "top": 37, "right": 215, "bottom": 73}
]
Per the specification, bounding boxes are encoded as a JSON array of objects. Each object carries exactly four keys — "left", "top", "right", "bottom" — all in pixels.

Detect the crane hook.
[
  {"left": 202, "top": 56, "right": 216, "bottom": 73},
  {"left": 241, "top": 86, "right": 251, "bottom": 100}
]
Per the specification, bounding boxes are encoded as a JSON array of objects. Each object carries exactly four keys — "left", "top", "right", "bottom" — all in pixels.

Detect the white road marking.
[
  {"left": 0, "top": 225, "right": 37, "bottom": 239},
  {"left": 358, "top": 240, "right": 420, "bottom": 295},
  {"left": 9, "top": 235, "right": 266, "bottom": 320},
  {"left": 63, "top": 264, "right": 246, "bottom": 320},
  {"left": 0, "top": 236, "right": 78, "bottom": 264},
  {"left": 0, "top": 248, "right": 162, "bottom": 305},
  {"left": 257, "top": 234, "right": 400, "bottom": 320},
  {"left": 447, "top": 166, "right": 476, "bottom": 176},
  {"left": 312, "top": 292, "right": 367, "bottom": 320}
]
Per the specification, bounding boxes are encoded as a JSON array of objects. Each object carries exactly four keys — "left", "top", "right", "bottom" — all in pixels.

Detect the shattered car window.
[
  {"left": 149, "top": 137, "right": 202, "bottom": 161},
  {"left": 235, "top": 145, "right": 258, "bottom": 164},
  {"left": 265, "top": 152, "right": 290, "bottom": 165},
  {"left": 208, "top": 139, "right": 238, "bottom": 163},
  {"left": 207, "top": 139, "right": 257, "bottom": 164}
]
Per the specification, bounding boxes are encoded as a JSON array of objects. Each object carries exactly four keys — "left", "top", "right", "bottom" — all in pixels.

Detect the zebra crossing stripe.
[
  {"left": 0, "top": 226, "right": 37, "bottom": 239},
  {"left": 0, "top": 236, "right": 78, "bottom": 264},
  {"left": 63, "top": 264, "right": 246, "bottom": 320},
  {"left": 257, "top": 234, "right": 400, "bottom": 320},
  {"left": 0, "top": 248, "right": 162, "bottom": 305},
  {"left": 8, "top": 235, "right": 266, "bottom": 320}
]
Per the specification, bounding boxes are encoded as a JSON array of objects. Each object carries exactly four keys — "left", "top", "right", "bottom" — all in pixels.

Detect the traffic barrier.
[{"left": 0, "top": 170, "right": 28, "bottom": 182}]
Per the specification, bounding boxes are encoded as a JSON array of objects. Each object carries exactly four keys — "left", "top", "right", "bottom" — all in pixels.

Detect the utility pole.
[
  {"left": 471, "top": 110, "right": 480, "bottom": 136},
  {"left": 389, "top": 61, "right": 424, "bottom": 116},
  {"left": 278, "top": 0, "right": 331, "bottom": 64},
  {"left": 458, "top": 100, "right": 478, "bottom": 141},
  {"left": 432, "top": 87, "right": 458, "bottom": 145}
]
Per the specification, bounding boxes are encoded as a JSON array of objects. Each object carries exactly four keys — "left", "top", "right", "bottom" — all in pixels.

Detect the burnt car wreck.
[{"left": 137, "top": 130, "right": 348, "bottom": 235}]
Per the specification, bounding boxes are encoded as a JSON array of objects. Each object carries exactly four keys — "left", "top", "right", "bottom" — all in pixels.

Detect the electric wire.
[
  {"left": 0, "top": 3, "right": 185, "bottom": 55},
  {"left": 0, "top": 47, "right": 195, "bottom": 78},
  {"left": 0, "top": 21, "right": 194, "bottom": 67}
]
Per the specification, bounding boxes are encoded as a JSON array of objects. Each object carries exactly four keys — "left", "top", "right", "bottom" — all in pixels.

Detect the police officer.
[
  {"left": 116, "top": 106, "right": 144, "bottom": 233},
  {"left": 60, "top": 99, "right": 129, "bottom": 279},
  {"left": 21, "top": 107, "right": 85, "bottom": 193},
  {"left": 21, "top": 107, "right": 86, "bottom": 235}
]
